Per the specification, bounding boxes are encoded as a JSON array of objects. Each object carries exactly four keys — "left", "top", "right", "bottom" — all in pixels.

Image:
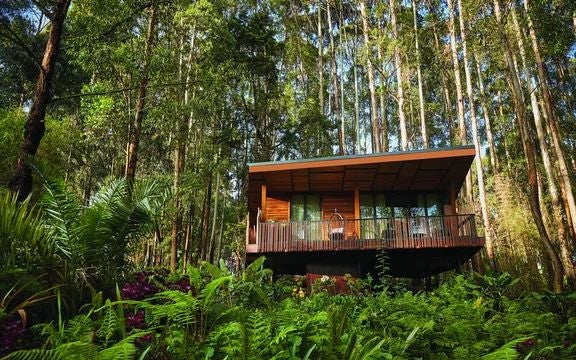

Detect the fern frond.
[
  {"left": 481, "top": 337, "right": 532, "bottom": 360},
  {"left": 97, "top": 300, "right": 118, "bottom": 346},
  {"left": 0, "top": 349, "right": 64, "bottom": 360}
]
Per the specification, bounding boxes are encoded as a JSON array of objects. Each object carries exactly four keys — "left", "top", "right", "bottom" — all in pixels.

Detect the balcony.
[{"left": 247, "top": 214, "right": 483, "bottom": 254}]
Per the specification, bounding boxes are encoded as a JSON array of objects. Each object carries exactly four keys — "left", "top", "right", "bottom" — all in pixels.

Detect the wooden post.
[
  {"left": 449, "top": 183, "right": 457, "bottom": 214},
  {"left": 261, "top": 184, "right": 267, "bottom": 221},
  {"left": 354, "top": 185, "right": 360, "bottom": 238},
  {"left": 245, "top": 212, "right": 250, "bottom": 245}
]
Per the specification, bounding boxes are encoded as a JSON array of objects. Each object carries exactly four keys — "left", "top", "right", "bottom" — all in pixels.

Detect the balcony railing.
[{"left": 251, "top": 214, "right": 482, "bottom": 253}]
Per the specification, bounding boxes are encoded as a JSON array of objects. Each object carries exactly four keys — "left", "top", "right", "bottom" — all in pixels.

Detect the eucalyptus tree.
[
  {"left": 412, "top": 0, "right": 427, "bottom": 148},
  {"left": 523, "top": 0, "right": 576, "bottom": 241},
  {"left": 457, "top": 0, "right": 494, "bottom": 269},
  {"left": 493, "top": 0, "right": 563, "bottom": 292},
  {"left": 389, "top": 0, "right": 407, "bottom": 151},
  {"left": 360, "top": 0, "right": 380, "bottom": 153},
  {"left": 9, "top": 0, "right": 71, "bottom": 201},
  {"left": 508, "top": 4, "right": 575, "bottom": 285}
]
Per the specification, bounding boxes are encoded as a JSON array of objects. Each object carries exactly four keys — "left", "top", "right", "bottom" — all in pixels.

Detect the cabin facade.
[{"left": 245, "top": 146, "right": 484, "bottom": 278}]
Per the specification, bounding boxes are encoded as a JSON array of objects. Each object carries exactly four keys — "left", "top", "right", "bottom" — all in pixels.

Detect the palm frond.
[{"left": 0, "top": 192, "right": 47, "bottom": 271}]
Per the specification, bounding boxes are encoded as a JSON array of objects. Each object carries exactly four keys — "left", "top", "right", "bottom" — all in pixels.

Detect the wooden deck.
[{"left": 248, "top": 214, "right": 483, "bottom": 253}]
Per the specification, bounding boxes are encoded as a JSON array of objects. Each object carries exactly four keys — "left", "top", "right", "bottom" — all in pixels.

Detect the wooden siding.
[
  {"left": 265, "top": 194, "right": 290, "bottom": 221},
  {"left": 322, "top": 192, "right": 356, "bottom": 240}
]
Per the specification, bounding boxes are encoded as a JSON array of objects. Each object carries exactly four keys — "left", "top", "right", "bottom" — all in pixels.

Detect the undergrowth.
[{"left": 2, "top": 258, "right": 576, "bottom": 359}]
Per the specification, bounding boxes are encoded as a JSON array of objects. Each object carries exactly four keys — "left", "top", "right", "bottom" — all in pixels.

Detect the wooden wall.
[
  {"left": 322, "top": 192, "right": 356, "bottom": 239},
  {"left": 265, "top": 194, "right": 290, "bottom": 221}
]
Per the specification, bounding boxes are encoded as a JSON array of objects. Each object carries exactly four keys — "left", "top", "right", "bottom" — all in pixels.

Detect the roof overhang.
[{"left": 248, "top": 146, "right": 476, "bottom": 210}]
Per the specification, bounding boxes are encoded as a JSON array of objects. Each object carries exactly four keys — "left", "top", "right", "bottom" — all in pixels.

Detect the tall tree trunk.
[
  {"left": 208, "top": 169, "right": 221, "bottom": 263},
  {"left": 412, "top": 0, "right": 427, "bottom": 149},
  {"left": 458, "top": 0, "right": 495, "bottom": 270},
  {"left": 360, "top": 0, "right": 380, "bottom": 153},
  {"left": 10, "top": 0, "right": 71, "bottom": 201},
  {"left": 446, "top": 0, "right": 472, "bottom": 202},
  {"left": 447, "top": 0, "right": 465, "bottom": 146},
  {"left": 215, "top": 196, "right": 226, "bottom": 262},
  {"left": 338, "top": 3, "right": 346, "bottom": 154},
  {"left": 376, "top": 20, "right": 388, "bottom": 152},
  {"left": 511, "top": 6, "right": 575, "bottom": 286},
  {"left": 473, "top": 53, "right": 499, "bottom": 173},
  {"left": 524, "top": 0, "right": 576, "bottom": 240},
  {"left": 493, "top": 0, "right": 563, "bottom": 293},
  {"left": 427, "top": 1, "right": 454, "bottom": 145},
  {"left": 171, "top": 29, "right": 196, "bottom": 272},
  {"left": 390, "top": 0, "right": 408, "bottom": 151},
  {"left": 352, "top": 25, "right": 361, "bottom": 154},
  {"left": 327, "top": 2, "right": 343, "bottom": 155},
  {"left": 199, "top": 175, "right": 213, "bottom": 262},
  {"left": 125, "top": 6, "right": 158, "bottom": 184},
  {"left": 317, "top": 0, "right": 324, "bottom": 116}
]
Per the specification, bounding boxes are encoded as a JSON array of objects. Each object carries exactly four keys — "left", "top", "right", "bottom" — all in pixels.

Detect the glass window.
[
  {"left": 360, "top": 194, "right": 392, "bottom": 239},
  {"left": 426, "top": 193, "right": 442, "bottom": 216},
  {"left": 306, "top": 195, "right": 321, "bottom": 221},
  {"left": 291, "top": 195, "right": 305, "bottom": 221},
  {"left": 360, "top": 194, "right": 374, "bottom": 220},
  {"left": 375, "top": 194, "right": 390, "bottom": 218},
  {"left": 290, "top": 194, "right": 321, "bottom": 221}
]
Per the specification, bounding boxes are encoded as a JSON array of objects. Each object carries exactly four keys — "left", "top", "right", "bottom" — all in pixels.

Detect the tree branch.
[{"left": 0, "top": 22, "right": 43, "bottom": 70}]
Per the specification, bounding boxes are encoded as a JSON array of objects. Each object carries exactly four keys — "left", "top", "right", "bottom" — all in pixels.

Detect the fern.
[
  {"left": 143, "top": 290, "right": 199, "bottom": 328},
  {"left": 97, "top": 300, "right": 118, "bottom": 346},
  {"left": 481, "top": 337, "right": 532, "bottom": 360}
]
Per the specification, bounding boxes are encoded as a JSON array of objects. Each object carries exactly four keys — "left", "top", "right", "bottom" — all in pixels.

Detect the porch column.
[
  {"left": 261, "top": 183, "right": 267, "bottom": 221},
  {"left": 449, "top": 183, "right": 456, "bottom": 214},
  {"left": 354, "top": 185, "right": 360, "bottom": 237}
]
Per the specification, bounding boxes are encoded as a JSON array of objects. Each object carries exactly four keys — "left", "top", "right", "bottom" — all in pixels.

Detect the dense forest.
[{"left": 1, "top": 0, "right": 576, "bottom": 358}]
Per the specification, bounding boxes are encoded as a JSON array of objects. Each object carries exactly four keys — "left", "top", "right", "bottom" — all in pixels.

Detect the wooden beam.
[{"left": 261, "top": 183, "right": 267, "bottom": 221}]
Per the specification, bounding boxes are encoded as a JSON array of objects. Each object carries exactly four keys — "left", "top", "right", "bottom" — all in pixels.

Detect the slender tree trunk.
[
  {"left": 208, "top": 170, "right": 220, "bottom": 264},
  {"left": 10, "top": 0, "right": 71, "bottom": 201},
  {"left": 171, "top": 29, "right": 197, "bottom": 272},
  {"left": 326, "top": 2, "right": 343, "bottom": 155},
  {"left": 494, "top": 0, "right": 563, "bottom": 293},
  {"left": 215, "top": 196, "right": 226, "bottom": 261},
  {"left": 338, "top": 4, "right": 346, "bottom": 154},
  {"left": 524, "top": 0, "right": 576, "bottom": 240},
  {"left": 182, "top": 194, "right": 195, "bottom": 272},
  {"left": 390, "top": 0, "right": 408, "bottom": 151},
  {"left": 447, "top": 0, "right": 465, "bottom": 146},
  {"left": 412, "top": 0, "right": 427, "bottom": 148},
  {"left": 427, "top": 2, "right": 454, "bottom": 145},
  {"left": 360, "top": 0, "right": 380, "bottom": 153},
  {"left": 511, "top": 6, "right": 575, "bottom": 286},
  {"left": 125, "top": 6, "right": 157, "bottom": 184},
  {"left": 458, "top": 0, "right": 495, "bottom": 270},
  {"left": 473, "top": 53, "right": 499, "bottom": 173},
  {"left": 352, "top": 25, "right": 361, "bottom": 154},
  {"left": 446, "top": 0, "right": 472, "bottom": 202},
  {"left": 199, "top": 176, "right": 212, "bottom": 262},
  {"left": 376, "top": 20, "right": 388, "bottom": 152},
  {"left": 317, "top": 0, "right": 324, "bottom": 116}
]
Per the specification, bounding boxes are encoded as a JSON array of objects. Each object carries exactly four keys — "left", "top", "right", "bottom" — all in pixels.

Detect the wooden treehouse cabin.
[{"left": 245, "top": 146, "right": 485, "bottom": 278}]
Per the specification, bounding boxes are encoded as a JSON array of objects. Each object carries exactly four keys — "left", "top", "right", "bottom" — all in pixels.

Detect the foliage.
[{"left": 3, "top": 262, "right": 576, "bottom": 359}]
